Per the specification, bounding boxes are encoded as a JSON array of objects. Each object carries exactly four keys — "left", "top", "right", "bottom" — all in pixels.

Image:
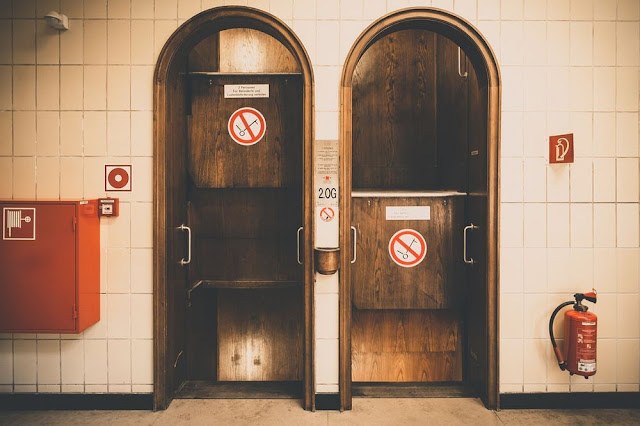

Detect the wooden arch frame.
[
  {"left": 338, "top": 8, "right": 500, "bottom": 410},
  {"left": 153, "top": 6, "right": 315, "bottom": 410}
]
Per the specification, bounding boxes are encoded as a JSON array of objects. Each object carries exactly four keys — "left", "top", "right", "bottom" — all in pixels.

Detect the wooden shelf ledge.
[{"left": 192, "top": 279, "right": 302, "bottom": 290}]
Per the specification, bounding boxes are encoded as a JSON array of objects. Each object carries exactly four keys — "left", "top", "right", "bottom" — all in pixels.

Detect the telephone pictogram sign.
[
  {"left": 388, "top": 229, "right": 427, "bottom": 267},
  {"left": 320, "top": 207, "right": 335, "bottom": 222},
  {"left": 3, "top": 207, "right": 36, "bottom": 240},
  {"left": 228, "top": 107, "right": 266, "bottom": 146}
]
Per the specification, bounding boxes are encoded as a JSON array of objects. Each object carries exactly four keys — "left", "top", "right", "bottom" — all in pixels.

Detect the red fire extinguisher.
[{"left": 549, "top": 290, "right": 597, "bottom": 378}]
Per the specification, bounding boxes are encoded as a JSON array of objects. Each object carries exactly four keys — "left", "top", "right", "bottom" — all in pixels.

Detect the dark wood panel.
[
  {"left": 436, "top": 36, "right": 468, "bottom": 191},
  {"left": 189, "top": 34, "right": 219, "bottom": 72},
  {"left": 219, "top": 28, "right": 300, "bottom": 73},
  {"left": 176, "top": 381, "right": 302, "bottom": 399},
  {"left": 467, "top": 57, "right": 488, "bottom": 194},
  {"left": 187, "top": 289, "right": 217, "bottom": 380},
  {"left": 188, "top": 188, "right": 302, "bottom": 282},
  {"left": 352, "top": 29, "right": 437, "bottom": 190},
  {"left": 217, "top": 288, "right": 303, "bottom": 381},
  {"left": 188, "top": 74, "right": 302, "bottom": 188},
  {"left": 465, "top": 48, "right": 490, "bottom": 400},
  {"left": 163, "top": 59, "right": 190, "bottom": 400},
  {"left": 196, "top": 280, "right": 301, "bottom": 289},
  {"left": 353, "top": 382, "right": 473, "bottom": 397},
  {"left": 351, "top": 195, "right": 464, "bottom": 309},
  {"left": 465, "top": 194, "right": 488, "bottom": 398}
]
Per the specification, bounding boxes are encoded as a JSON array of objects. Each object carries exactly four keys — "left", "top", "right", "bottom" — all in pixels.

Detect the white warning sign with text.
[
  {"left": 386, "top": 206, "right": 431, "bottom": 221},
  {"left": 315, "top": 140, "right": 339, "bottom": 248},
  {"left": 224, "top": 84, "right": 269, "bottom": 98}
]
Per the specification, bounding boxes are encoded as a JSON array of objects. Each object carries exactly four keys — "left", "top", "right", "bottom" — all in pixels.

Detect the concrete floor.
[{"left": 1, "top": 398, "right": 639, "bottom": 425}]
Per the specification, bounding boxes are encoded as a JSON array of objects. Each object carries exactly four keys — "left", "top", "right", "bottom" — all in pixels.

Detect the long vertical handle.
[
  {"left": 178, "top": 224, "right": 191, "bottom": 265},
  {"left": 350, "top": 226, "right": 357, "bottom": 264},
  {"left": 297, "top": 226, "right": 303, "bottom": 265},
  {"left": 463, "top": 223, "right": 478, "bottom": 264}
]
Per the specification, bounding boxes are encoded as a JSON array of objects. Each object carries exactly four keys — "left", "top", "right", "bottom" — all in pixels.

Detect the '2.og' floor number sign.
[
  {"left": 388, "top": 229, "right": 427, "bottom": 268},
  {"left": 228, "top": 107, "right": 266, "bottom": 146}
]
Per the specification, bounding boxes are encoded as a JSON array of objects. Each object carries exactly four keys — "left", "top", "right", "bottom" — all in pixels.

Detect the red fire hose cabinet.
[{"left": 0, "top": 200, "right": 100, "bottom": 333}]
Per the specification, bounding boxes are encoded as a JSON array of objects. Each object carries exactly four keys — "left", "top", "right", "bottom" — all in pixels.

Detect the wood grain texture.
[
  {"left": 188, "top": 34, "right": 219, "bottom": 72},
  {"left": 188, "top": 188, "right": 303, "bottom": 282},
  {"left": 219, "top": 28, "right": 300, "bottom": 73},
  {"left": 176, "top": 381, "right": 302, "bottom": 398},
  {"left": 187, "top": 289, "right": 217, "bottom": 380},
  {"left": 188, "top": 74, "right": 302, "bottom": 188},
  {"left": 351, "top": 195, "right": 464, "bottom": 309},
  {"left": 436, "top": 35, "right": 468, "bottom": 191},
  {"left": 217, "top": 289, "right": 303, "bottom": 381},
  {"left": 352, "top": 382, "right": 473, "bottom": 397},
  {"left": 196, "top": 280, "right": 301, "bottom": 289},
  {"left": 352, "top": 30, "right": 437, "bottom": 190},
  {"left": 352, "top": 310, "right": 462, "bottom": 382},
  {"left": 158, "top": 59, "right": 190, "bottom": 405}
]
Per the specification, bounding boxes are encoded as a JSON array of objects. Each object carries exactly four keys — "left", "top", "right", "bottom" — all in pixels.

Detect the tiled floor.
[{"left": 1, "top": 398, "right": 639, "bottom": 425}]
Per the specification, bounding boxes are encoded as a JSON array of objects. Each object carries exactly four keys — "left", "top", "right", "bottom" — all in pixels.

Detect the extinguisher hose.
[{"left": 549, "top": 301, "right": 574, "bottom": 371}]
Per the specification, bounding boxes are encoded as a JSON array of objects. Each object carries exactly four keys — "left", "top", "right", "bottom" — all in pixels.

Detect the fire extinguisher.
[{"left": 549, "top": 290, "right": 598, "bottom": 378}]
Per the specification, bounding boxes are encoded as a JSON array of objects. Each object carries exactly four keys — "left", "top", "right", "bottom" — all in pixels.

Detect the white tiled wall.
[
  {"left": 0, "top": 0, "right": 638, "bottom": 396},
  {"left": 496, "top": 0, "right": 640, "bottom": 394}
]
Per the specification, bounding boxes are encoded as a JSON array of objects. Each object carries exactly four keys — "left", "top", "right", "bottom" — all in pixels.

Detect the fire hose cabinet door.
[{"left": 0, "top": 200, "right": 100, "bottom": 333}]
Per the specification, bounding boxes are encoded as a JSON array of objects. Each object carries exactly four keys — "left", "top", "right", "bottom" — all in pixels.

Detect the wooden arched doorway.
[
  {"left": 153, "top": 7, "right": 314, "bottom": 410},
  {"left": 339, "top": 8, "right": 500, "bottom": 410}
]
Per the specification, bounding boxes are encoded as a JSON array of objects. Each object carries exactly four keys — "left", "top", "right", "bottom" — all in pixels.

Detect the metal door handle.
[
  {"left": 351, "top": 226, "right": 357, "bottom": 264},
  {"left": 297, "top": 226, "right": 303, "bottom": 265},
  {"left": 458, "top": 46, "right": 468, "bottom": 78},
  {"left": 178, "top": 224, "right": 191, "bottom": 265},
  {"left": 463, "top": 223, "right": 478, "bottom": 264}
]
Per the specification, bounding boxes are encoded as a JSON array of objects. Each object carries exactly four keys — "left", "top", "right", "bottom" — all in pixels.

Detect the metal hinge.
[
  {"left": 72, "top": 304, "right": 78, "bottom": 319},
  {"left": 72, "top": 216, "right": 78, "bottom": 231}
]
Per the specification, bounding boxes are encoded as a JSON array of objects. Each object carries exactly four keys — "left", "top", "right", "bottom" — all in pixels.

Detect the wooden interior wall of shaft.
[
  {"left": 352, "top": 310, "right": 462, "bottom": 382},
  {"left": 218, "top": 288, "right": 303, "bottom": 381},
  {"left": 436, "top": 35, "right": 469, "bottom": 191},
  {"left": 464, "top": 59, "right": 490, "bottom": 396},
  {"left": 219, "top": 28, "right": 300, "bottom": 73},
  {"left": 351, "top": 196, "right": 464, "bottom": 309},
  {"left": 351, "top": 30, "right": 469, "bottom": 191},
  {"left": 351, "top": 29, "right": 437, "bottom": 189},
  {"left": 187, "top": 188, "right": 303, "bottom": 282},
  {"left": 164, "top": 60, "right": 189, "bottom": 394},
  {"left": 188, "top": 29, "right": 300, "bottom": 73},
  {"left": 188, "top": 33, "right": 219, "bottom": 72},
  {"left": 188, "top": 75, "right": 302, "bottom": 188},
  {"left": 187, "top": 289, "right": 217, "bottom": 380}
]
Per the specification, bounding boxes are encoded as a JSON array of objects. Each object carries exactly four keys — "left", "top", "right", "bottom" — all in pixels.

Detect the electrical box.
[{"left": 0, "top": 200, "right": 100, "bottom": 333}]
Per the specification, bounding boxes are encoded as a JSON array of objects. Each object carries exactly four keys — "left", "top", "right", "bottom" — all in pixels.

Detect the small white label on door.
[
  {"left": 224, "top": 84, "right": 269, "bottom": 98},
  {"left": 386, "top": 206, "right": 430, "bottom": 221}
]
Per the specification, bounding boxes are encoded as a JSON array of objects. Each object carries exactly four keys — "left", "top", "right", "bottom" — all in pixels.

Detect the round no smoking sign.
[
  {"left": 388, "top": 229, "right": 427, "bottom": 267},
  {"left": 228, "top": 107, "right": 266, "bottom": 146}
]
